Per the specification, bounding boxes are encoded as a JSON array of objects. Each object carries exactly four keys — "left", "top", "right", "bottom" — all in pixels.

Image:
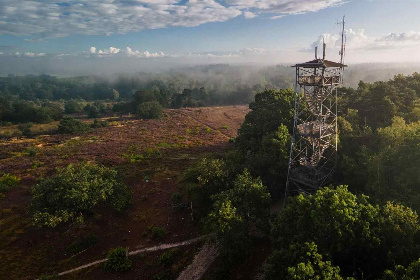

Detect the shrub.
[
  {"left": 102, "top": 247, "right": 132, "bottom": 272},
  {"left": 27, "top": 147, "right": 37, "bottom": 157},
  {"left": 91, "top": 118, "right": 108, "bottom": 128},
  {"left": 57, "top": 117, "right": 89, "bottom": 134},
  {"left": 159, "top": 248, "right": 179, "bottom": 267},
  {"left": 18, "top": 123, "right": 33, "bottom": 137},
  {"left": 148, "top": 226, "right": 167, "bottom": 239},
  {"left": 137, "top": 101, "right": 163, "bottom": 119},
  {"left": 0, "top": 173, "right": 20, "bottom": 193},
  {"left": 31, "top": 163, "right": 131, "bottom": 227}
]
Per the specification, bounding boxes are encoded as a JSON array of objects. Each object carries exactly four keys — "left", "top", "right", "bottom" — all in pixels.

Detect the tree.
[
  {"left": 64, "top": 100, "right": 83, "bottom": 114},
  {"left": 265, "top": 242, "right": 353, "bottom": 280},
  {"left": 269, "top": 186, "right": 420, "bottom": 279},
  {"left": 184, "top": 158, "right": 231, "bottom": 220},
  {"left": 57, "top": 117, "right": 89, "bottom": 134},
  {"left": 206, "top": 170, "right": 271, "bottom": 262},
  {"left": 233, "top": 89, "right": 293, "bottom": 195},
  {"left": 31, "top": 163, "right": 131, "bottom": 227},
  {"left": 382, "top": 259, "right": 420, "bottom": 280},
  {"left": 137, "top": 101, "right": 163, "bottom": 119}
]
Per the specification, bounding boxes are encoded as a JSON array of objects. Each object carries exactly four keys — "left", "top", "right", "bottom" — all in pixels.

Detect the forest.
[{"left": 184, "top": 72, "right": 420, "bottom": 279}]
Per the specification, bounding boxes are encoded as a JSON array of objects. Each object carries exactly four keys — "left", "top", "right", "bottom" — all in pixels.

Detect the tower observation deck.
[{"left": 285, "top": 43, "right": 346, "bottom": 196}]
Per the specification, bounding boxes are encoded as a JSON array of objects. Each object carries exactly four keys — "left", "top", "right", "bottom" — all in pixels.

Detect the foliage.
[
  {"left": 0, "top": 100, "right": 63, "bottom": 124},
  {"left": 57, "top": 117, "right": 89, "bottom": 134},
  {"left": 137, "top": 101, "right": 163, "bottom": 119},
  {"left": 31, "top": 163, "right": 131, "bottom": 227},
  {"left": 269, "top": 186, "right": 420, "bottom": 279},
  {"left": 17, "top": 123, "right": 33, "bottom": 137},
  {"left": 91, "top": 118, "right": 109, "bottom": 128},
  {"left": 149, "top": 226, "right": 167, "bottom": 239},
  {"left": 84, "top": 102, "right": 106, "bottom": 118},
  {"left": 64, "top": 100, "right": 83, "bottom": 114},
  {"left": 382, "top": 259, "right": 420, "bottom": 280},
  {"left": 265, "top": 242, "right": 353, "bottom": 280},
  {"left": 234, "top": 89, "right": 293, "bottom": 195},
  {"left": 102, "top": 247, "right": 132, "bottom": 272},
  {"left": 206, "top": 170, "right": 271, "bottom": 262},
  {"left": 184, "top": 158, "right": 231, "bottom": 220},
  {"left": 159, "top": 248, "right": 179, "bottom": 267},
  {"left": 0, "top": 173, "right": 20, "bottom": 193}
]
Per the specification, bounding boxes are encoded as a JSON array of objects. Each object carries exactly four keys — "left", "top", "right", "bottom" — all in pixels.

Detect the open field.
[{"left": 0, "top": 105, "right": 249, "bottom": 280}]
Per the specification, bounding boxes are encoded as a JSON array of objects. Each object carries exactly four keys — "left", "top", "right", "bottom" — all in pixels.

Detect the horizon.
[{"left": 2, "top": 0, "right": 420, "bottom": 75}]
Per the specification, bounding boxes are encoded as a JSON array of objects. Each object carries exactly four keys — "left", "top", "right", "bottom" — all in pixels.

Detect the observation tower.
[{"left": 285, "top": 17, "right": 347, "bottom": 197}]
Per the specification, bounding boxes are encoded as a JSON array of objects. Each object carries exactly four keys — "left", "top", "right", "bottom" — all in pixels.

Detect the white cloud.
[
  {"left": 89, "top": 47, "right": 96, "bottom": 54},
  {"left": 307, "top": 29, "right": 420, "bottom": 54},
  {"left": 228, "top": 0, "right": 345, "bottom": 14},
  {"left": 243, "top": 11, "right": 257, "bottom": 19},
  {"left": 24, "top": 52, "right": 46, "bottom": 57},
  {"left": 0, "top": 0, "right": 345, "bottom": 38},
  {"left": 97, "top": 47, "right": 121, "bottom": 56},
  {"left": 126, "top": 47, "right": 165, "bottom": 58}
]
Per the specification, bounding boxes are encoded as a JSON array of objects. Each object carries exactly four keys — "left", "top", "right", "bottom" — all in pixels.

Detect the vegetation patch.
[
  {"left": 57, "top": 117, "right": 89, "bottom": 134},
  {"left": 31, "top": 163, "right": 131, "bottom": 227},
  {"left": 0, "top": 173, "right": 20, "bottom": 193},
  {"left": 102, "top": 247, "right": 132, "bottom": 272}
]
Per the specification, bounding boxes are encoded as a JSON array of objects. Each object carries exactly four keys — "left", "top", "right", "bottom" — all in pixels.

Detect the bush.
[
  {"left": 148, "top": 226, "right": 167, "bottom": 239},
  {"left": 57, "top": 117, "right": 89, "bottom": 134},
  {"left": 0, "top": 173, "right": 20, "bottom": 193},
  {"left": 137, "top": 101, "right": 163, "bottom": 119},
  {"left": 31, "top": 163, "right": 131, "bottom": 227},
  {"left": 91, "top": 118, "right": 108, "bottom": 128},
  {"left": 102, "top": 247, "right": 132, "bottom": 272},
  {"left": 18, "top": 123, "right": 33, "bottom": 137},
  {"left": 159, "top": 248, "right": 179, "bottom": 267},
  {"left": 64, "top": 100, "right": 83, "bottom": 114}
]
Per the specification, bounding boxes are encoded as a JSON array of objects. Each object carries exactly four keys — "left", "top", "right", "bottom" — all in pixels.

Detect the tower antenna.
[{"left": 337, "top": 16, "right": 346, "bottom": 65}]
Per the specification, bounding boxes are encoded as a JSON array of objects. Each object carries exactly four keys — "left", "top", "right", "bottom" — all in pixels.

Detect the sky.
[{"left": 1, "top": 0, "right": 420, "bottom": 75}]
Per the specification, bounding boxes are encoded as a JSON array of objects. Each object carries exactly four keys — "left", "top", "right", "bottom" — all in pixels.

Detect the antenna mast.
[{"left": 338, "top": 16, "right": 346, "bottom": 65}]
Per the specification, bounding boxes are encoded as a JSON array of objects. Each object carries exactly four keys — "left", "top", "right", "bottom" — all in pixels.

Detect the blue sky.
[{"left": 1, "top": 0, "right": 420, "bottom": 74}]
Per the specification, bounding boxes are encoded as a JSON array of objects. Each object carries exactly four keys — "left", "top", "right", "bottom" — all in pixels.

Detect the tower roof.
[{"left": 292, "top": 59, "right": 347, "bottom": 68}]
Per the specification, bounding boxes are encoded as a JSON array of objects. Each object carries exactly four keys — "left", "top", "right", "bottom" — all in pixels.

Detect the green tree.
[
  {"left": 206, "top": 170, "right": 271, "bottom": 261},
  {"left": 137, "top": 101, "right": 163, "bottom": 119},
  {"left": 57, "top": 117, "right": 89, "bottom": 134},
  {"left": 270, "top": 186, "right": 420, "bottom": 278},
  {"left": 265, "top": 242, "right": 353, "bottom": 280},
  {"left": 31, "top": 163, "right": 131, "bottom": 227},
  {"left": 64, "top": 100, "right": 83, "bottom": 114}
]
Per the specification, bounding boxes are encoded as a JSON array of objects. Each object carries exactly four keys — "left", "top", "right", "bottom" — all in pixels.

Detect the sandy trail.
[
  {"left": 42, "top": 236, "right": 206, "bottom": 278},
  {"left": 176, "top": 242, "right": 219, "bottom": 280}
]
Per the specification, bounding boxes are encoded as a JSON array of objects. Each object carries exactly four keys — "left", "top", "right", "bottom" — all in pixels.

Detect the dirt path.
[
  {"left": 176, "top": 242, "right": 219, "bottom": 280},
  {"left": 45, "top": 236, "right": 206, "bottom": 279}
]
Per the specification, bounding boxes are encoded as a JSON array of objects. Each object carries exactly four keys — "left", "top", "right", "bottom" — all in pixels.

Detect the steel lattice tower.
[{"left": 285, "top": 17, "right": 347, "bottom": 197}]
